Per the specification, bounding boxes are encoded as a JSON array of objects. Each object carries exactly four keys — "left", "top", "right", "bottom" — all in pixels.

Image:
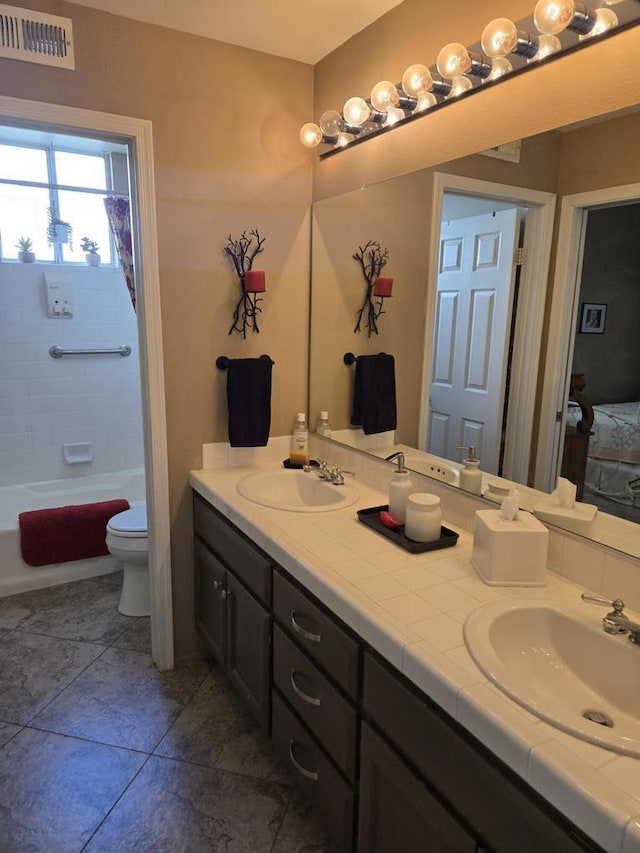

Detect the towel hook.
[{"left": 216, "top": 354, "right": 274, "bottom": 370}]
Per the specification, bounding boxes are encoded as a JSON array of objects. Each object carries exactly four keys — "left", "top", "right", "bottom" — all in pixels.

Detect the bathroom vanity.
[{"left": 191, "top": 455, "right": 640, "bottom": 853}]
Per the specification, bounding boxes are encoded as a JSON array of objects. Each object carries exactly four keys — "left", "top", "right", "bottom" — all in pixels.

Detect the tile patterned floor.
[{"left": 0, "top": 573, "right": 338, "bottom": 852}]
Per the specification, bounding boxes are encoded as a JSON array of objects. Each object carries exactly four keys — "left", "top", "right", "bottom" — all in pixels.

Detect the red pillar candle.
[
  {"left": 244, "top": 270, "right": 266, "bottom": 292},
  {"left": 374, "top": 276, "right": 393, "bottom": 297}
]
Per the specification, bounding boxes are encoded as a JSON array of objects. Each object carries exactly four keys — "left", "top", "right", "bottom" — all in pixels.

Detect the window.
[{"left": 0, "top": 133, "right": 124, "bottom": 264}]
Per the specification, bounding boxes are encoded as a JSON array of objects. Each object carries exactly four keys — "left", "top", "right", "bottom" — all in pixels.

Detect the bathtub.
[{"left": 0, "top": 469, "right": 146, "bottom": 597}]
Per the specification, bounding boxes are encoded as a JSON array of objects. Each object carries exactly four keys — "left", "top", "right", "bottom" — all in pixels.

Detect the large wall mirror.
[{"left": 309, "top": 105, "right": 640, "bottom": 559}]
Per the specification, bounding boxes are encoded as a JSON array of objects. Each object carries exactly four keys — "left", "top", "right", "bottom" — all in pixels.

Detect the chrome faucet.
[
  {"left": 582, "top": 593, "right": 640, "bottom": 644},
  {"left": 313, "top": 460, "right": 355, "bottom": 486}
]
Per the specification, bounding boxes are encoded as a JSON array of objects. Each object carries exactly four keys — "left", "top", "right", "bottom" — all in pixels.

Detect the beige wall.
[{"left": 0, "top": 0, "right": 313, "bottom": 661}]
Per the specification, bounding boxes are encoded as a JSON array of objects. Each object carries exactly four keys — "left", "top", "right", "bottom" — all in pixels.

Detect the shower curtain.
[{"left": 104, "top": 196, "right": 136, "bottom": 312}]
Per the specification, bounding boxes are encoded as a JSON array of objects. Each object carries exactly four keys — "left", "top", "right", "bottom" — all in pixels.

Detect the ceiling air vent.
[
  {"left": 0, "top": 4, "right": 74, "bottom": 69},
  {"left": 479, "top": 140, "right": 522, "bottom": 164}
]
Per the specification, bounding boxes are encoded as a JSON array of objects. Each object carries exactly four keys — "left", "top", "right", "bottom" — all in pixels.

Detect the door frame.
[
  {"left": 534, "top": 181, "right": 640, "bottom": 492},
  {"left": 0, "top": 95, "right": 174, "bottom": 670},
  {"left": 420, "top": 173, "right": 556, "bottom": 484}
]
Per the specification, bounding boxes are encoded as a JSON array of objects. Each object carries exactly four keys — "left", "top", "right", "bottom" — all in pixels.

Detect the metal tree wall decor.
[
  {"left": 224, "top": 229, "right": 267, "bottom": 338},
  {"left": 353, "top": 240, "right": 391, "bottom": 337}
]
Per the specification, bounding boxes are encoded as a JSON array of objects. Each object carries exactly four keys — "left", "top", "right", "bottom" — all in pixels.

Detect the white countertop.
[{"left": 190, "top": 459, "right": 640, "bottom": 853}]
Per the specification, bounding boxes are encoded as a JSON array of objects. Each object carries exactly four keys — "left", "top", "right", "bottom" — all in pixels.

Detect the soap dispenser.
[
  {"left": 386, "top": 452, "right": 413, "bottom": 523},
  {"left": 458, "top": 446, "right": 483, "bottom": 495}
]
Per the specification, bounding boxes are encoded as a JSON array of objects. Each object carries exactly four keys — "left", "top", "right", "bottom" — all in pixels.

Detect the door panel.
[{"left": 429, "top": 208, "right": 520, "bottom": 473}]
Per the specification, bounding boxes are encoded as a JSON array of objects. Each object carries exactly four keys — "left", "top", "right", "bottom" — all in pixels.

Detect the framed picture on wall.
[{"left": 580, "top": 302, "right": 607, "bottom": 334}]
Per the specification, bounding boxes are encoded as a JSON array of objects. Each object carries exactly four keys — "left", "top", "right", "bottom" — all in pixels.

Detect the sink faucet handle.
[{"left": 581, "top": 593, "right": 625, "bottom": 614}]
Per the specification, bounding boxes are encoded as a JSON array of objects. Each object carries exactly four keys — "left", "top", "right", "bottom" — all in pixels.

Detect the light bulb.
[
  {"left": 447, "top": 75, "right": 473, "bottom": 98},
  {"left": 402, "top": 64, "right": 433, "bottom": 97},
  {"left": 481, "top": 18, "right": 519, "bottom": 57},
  {"left": 319, "top": 110, "right": 343, "bottom": 137},
  {"left": 437, "top": 42, "right": 472, "bottom": 78},
  {"left": 533, "top": 0, "right": 595, "bottom": 35},
  {"left": 299, "top": 123, "right": 322, "bottom": 148},
  {"left": 383, "top": 106, "right": 405, "bottom": 127},
  {"left": 487, "top": 57, "right": 513, "bottom": 81},
  {"left": 415, "top": 92, "right": 438, "bottom": 111},
  {"left": 533, "top": 33, "right": 562, "bottom": 59},
  {"left": 370, "top": 80, "right": 400, "bottom": 112},
  {"left": 336, "top": 132, "right": 353, "bottom": 148},
  {"left": 342, "top": 96, "right": 371, "bottom": 127},
  {"left": 580, "top": 6, "right": 618, "bottom": 37},
  {"left": 534, "top": 0, "right": 575, "bottom": 33}
]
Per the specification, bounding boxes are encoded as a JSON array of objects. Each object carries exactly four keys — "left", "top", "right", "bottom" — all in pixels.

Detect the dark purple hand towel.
[{"left": 226, "top": 357, "right": 273, "bottom": 447}]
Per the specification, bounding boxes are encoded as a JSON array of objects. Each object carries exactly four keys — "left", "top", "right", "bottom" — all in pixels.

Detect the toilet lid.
[{"left": 107, "top": 504, "right": 147, "bottom": 537}]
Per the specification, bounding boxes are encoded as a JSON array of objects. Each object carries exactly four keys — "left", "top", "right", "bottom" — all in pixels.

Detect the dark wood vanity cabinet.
[
  {"left": 193, "top": 494, "right": 271, "bottom": 731},
  {"left": 358, "top": 721, "right": 476, "bottom": 853},
  {"left": 270, "top": 569, "right": 361, "bottom": 852},
  {"left": 361, "top": 652, "right": 604, "bottom": 853},
  {"left": 192, "top": 490, "right": 606, "bottom": 853}
]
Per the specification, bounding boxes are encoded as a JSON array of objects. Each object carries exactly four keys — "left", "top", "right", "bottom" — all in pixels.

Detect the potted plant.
[
  {"left": 47, "top": 205, "right": 73, "bottom": 247},
  {"left": 16, "top": 236, "right": 36, "bottom": 263},
  {"left": 80, "top": 237, "right": 101, "bottom": 267}
]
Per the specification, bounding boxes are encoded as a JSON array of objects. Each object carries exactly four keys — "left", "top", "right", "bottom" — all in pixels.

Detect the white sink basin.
[
  {"left": 237, "top": 469, "right": 359, "bottom": 513},
  {"left": 464, "top": 598, "right": 640, "bottom": 756}
]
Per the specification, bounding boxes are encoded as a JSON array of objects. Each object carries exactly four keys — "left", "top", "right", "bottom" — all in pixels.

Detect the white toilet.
[{"left": 106, "top": 502, "right": 150, "bottom": 617}]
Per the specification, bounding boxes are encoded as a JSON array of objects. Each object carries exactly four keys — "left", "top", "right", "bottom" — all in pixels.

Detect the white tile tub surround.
[
  {"left": 0, "top": 264, "right": 144, "bottom": 487},
  {"left": 194, "top": 436, "right": 640, "bottom": 852}
]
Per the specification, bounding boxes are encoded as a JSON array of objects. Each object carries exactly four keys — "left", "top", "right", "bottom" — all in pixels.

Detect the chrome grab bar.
[{"left": 49, "top": 345, "right": 132, "bottom": 358}]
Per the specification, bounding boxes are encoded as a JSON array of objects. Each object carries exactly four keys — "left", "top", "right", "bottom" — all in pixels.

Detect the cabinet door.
[
  {"left": 194, "top": 537, "right": 226, "bottom": 663},
  {"left": 358, "top": 723, "right": 476, "bottom": 853},
  {"left": 226, "top": 572, "right": 271, "bottom": 732}
]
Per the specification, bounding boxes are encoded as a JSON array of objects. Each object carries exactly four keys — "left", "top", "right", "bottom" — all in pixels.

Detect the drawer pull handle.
[
  {"left": 290, "top": 669, "right": 321, "bottom": 707},
  {"left": 288, "top": 740, "right": 319, "bottom": 781},
  {"left": 290, "top": 611, "right": 321, "bottom": 643},
  {"left": 213, "top": 580, "right": 219, "bottom": 590}
]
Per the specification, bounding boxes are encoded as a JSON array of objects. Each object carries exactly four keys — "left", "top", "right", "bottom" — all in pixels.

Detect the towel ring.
[
  {"left": 216, "top": 354, "right": 275, "bottom": 370},
  {"left": 343, "top": 352, "right": 387, "bottom": 366}
]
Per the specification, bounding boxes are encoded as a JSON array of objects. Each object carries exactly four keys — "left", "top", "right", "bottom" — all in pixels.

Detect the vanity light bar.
[{"left": 299, "top": 1, "right": 636, "bottom": 156}]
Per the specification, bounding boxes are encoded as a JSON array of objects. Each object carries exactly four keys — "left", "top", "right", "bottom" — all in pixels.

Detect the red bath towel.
[{"left": 18, "top": 499, "right": 130, "bottom": 567}]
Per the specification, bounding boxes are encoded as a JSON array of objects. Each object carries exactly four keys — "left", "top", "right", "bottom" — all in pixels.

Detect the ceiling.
[{"left": 63, "top": 0, "right": 404, "bottom": 65}]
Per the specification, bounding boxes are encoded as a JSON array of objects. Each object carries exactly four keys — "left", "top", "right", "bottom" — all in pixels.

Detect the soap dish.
[{"left": 357, "top": 505, "right": 458, "bottom": 553}]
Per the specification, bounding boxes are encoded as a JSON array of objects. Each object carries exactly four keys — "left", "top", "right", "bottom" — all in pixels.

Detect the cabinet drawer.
[
  {"left": 194, "top": 493, "right": 271, "bottom": 604},
  {"left": 271, "top": 690, "right": 354, "bottom": 852},
  {"left": 273, "top": 625, "right": 357, "bottom": 782},
  {"left": 273, "top": 571, "right": 359, "bottom": 699},
  {"left": 363, "top": 653, "right": 600, "bottom": 853}
]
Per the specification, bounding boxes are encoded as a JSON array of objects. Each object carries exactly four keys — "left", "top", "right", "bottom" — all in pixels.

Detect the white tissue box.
[{"left": 472, "top": 509, "right": 548, "bottom": 586}]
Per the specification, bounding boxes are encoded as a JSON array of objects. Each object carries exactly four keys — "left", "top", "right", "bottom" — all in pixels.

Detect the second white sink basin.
[
  {"left": 464, "top": 598, "right": 640, "bottom": 756},
  {"left": 237, "top": 469, "right": 359, "bottom": 513}
]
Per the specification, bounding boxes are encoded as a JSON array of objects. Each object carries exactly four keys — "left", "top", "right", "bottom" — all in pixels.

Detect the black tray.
[
  {"left": 282, "top": 458, "right": 319, "bottom": 470},
  {"left": 357, "top": 505, "right": 459, "bottom": 553}
]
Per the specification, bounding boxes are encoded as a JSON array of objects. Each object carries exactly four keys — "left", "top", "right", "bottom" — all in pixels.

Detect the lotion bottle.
[
  {"left": 316, "top": 411, "right": 332, "bottom": 438},
  {"left": 458, "top": 445, "right": 483, "bottom": 495},
  {"left": 386, "top": 452, "right": 413, "bottom": 523},
  {"left": 293, "top": 412, "right": 308, "bottom": 453}
]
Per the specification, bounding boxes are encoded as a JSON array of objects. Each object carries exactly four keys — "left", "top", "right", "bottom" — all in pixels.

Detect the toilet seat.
[{"left": 107, "top": 504, "right": 147, "bottom": 538}]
